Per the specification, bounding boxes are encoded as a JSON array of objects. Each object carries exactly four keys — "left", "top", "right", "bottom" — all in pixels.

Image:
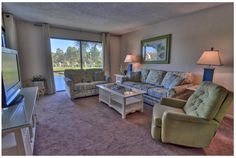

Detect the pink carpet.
[{"left": 33, "top": 92, "right": 233, "bottom": 155}]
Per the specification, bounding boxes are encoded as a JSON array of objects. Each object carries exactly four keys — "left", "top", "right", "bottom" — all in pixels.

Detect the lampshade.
[
  {"left": 124, "top": 54, "right": 139, "bottom": 63},
  {"left": 197, "top": 48, "right": 222, "bottom": 66}
]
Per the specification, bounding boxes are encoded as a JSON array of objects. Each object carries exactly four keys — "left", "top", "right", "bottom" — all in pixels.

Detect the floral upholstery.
[
  {"left": 64, "top": 69, "right": 110, "bottom": 99},
  {"left": 141, "top": 69, "right": 150, "bottom": 83},
  {"left": 133, "top": 83, "right": 156, "bottom": 92},
  {"left": 121, "top": 69, "right": 193, "bottom": 106},
  {"left": 148, "top": 87, "right": 168, "bottom": 99},
  {"left": 128, "top": 71, "right": 141, "bottom": 82},
  {"left": 184, "top": 82, "right": 228, "bottom": 120},
  {"left": 122, "top": 81, "right": 139, "bottom": 87},
  {"left": 145, "top": 70, "right": 166, "bottom": 86}
]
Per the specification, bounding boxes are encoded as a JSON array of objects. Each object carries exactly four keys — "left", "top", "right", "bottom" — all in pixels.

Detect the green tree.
[{"left": 65, "top": 46, "right": 80, "bottom": 67}]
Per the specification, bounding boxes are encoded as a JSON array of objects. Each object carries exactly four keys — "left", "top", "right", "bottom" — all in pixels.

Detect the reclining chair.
[{"left": 151, "top": 81, "right": 233, "bottom": 148}]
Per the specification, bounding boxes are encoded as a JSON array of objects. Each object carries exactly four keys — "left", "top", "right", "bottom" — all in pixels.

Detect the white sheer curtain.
[
  {"left": 42, "top": 24, "right": 55, "bottom": 94},
  {"left": 102, "top": 33, "right": 111, "bottom": 77}
]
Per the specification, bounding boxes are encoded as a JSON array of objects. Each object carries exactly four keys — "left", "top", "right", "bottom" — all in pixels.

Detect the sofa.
[
  {"left": 151, "top": 82, "right": 233, "bottom": 147},
  {"left": 64, "top": 69, "right": 110, "bottom": 99},
  {"left": 121, "top": 69, "right": 193, "bottom": 105}
]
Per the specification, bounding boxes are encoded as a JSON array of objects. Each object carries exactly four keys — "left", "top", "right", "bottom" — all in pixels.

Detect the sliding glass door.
[{"left": 50, "top": 38, "right": 103, "bottom": 92}]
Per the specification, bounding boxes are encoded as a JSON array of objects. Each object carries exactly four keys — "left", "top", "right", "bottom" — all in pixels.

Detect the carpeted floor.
[{"left": 33, "top": 92, "right": 233, "bottom": 155}]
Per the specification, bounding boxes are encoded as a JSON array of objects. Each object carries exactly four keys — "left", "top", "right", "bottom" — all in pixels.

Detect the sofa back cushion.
[
  {"left": 128, "top": 71, "right": 141, "bottom": 82},
  {"left": 141, "top": 69, "right": 150, "bottom": 83},
  {"left": 145, "top": 70, "right": 166, "bottom": 86},
  {"left": 161, "top": 72, "right": 184, "bottom": 89},
  {"left": 64, "top": 69, "right": 85, "bottom": 82},
  {"left": 180, "top": 72, "right": 193, "bottom": 85},
  {"left": 184, "top": 82, "right": 228, "bottom": 120},
  {"left": 94, "top": 71, "right": 105, "bottom": 81}
]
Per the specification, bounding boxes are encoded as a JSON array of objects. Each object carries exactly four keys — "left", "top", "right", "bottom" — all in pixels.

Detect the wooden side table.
[{"left": 114, "top": 74, "right": 127, "bottom": 84}]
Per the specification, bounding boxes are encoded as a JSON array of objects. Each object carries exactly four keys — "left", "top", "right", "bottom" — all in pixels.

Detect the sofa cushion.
[
  {"left": 161, "top": 72, "right": 184, "bottom": 89},
  {"left": 148, "top": 87, "right": 168, "bottom": 99},
  {"left": 153, "top": 103, "right": 184, "bottom": 127},
  {"left": 122, "top": 81, "right": 138, "bottom": 87},
  {"left": 82, "top": 73, "right": 94, "bottom": 82},
  {"left": 145, "top": 70, "right": 166, "bottom": 86},
  {"left": 74, "top": 82, "right": 96, "bottom": 91},
  {"left": 141, "top": 69, "right": 150, "bottom": 83},
  {"left": 128, "top": 71, "right": 141, "bottom": 82},
  {"left": 71, "top": 75, "right": 84, "bottom": 83},
  {"left": 94, "top": 71, "right": 105, "bottom": 81},
  {"left": 92, "top": 81, "right": 108, "bottom": 86},
  {"left": 133, "top": 83, "right": 155, "bottom": 92},
  {"left": 184, "top": 82, "right": 228, "bottom": 120}
]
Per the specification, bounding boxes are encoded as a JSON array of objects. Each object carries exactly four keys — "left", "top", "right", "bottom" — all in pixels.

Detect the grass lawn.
[{"left": 53, "top": 67, "right": 103, "bottom": 72}]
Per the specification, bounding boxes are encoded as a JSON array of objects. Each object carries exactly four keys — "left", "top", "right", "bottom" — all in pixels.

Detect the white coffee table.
[{"left": 97, "top": 83, "right": 145, "bottom": 119}]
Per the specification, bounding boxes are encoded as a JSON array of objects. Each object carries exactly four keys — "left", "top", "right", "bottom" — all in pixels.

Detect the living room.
[{"left": 1, "top": 1, "right": 234, "bottom": 156}]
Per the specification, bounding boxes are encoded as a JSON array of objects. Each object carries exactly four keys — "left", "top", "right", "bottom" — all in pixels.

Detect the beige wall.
[
  {"left": 110, "top": 35, "right": 121, "bottom": 81},
  {"left": 50, "top": 27, "right": 102, "bottom": 42},
  {"left": 16, "top": 20, "right": 48, "bottom": 81},
  {"left": 16, "top": 20, "right": 119, "bottom": 83},
  {"left": 120, "top": 4, "right": 233, "bottom": 116}
]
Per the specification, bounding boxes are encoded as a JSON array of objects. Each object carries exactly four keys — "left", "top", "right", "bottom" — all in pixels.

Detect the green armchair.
[{"left": 151, "top": 81, "right": 233, "bottom": 148}]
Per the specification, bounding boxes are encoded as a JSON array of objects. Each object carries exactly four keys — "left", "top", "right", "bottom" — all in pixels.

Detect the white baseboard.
[{"left": 225, "top": 114, "right": 233, "bottom": 119}]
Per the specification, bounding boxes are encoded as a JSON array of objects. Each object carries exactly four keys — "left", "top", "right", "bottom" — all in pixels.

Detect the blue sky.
[{"left": 50, "top": 38, "right": 78, "bottom": 53}]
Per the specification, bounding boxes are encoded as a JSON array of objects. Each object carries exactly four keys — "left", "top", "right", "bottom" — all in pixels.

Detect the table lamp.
[
  {"left": 124, "top": 54, "right": 139, "bottom": 75},
  {"left": 197, "top": 47, "right": 222, "bottom": 81}
]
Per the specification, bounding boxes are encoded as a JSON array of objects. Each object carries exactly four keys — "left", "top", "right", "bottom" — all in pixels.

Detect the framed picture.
[{"left": 141, "top": 34, "right": 171, "bottom": 64}]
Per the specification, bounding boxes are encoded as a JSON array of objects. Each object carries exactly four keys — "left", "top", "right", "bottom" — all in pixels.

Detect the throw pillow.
[
  {"left": 82, "top": 74, "right": 93, "bottom": 82},
  {"left": 161, "top": 73, "right": 184, "bottom": 89},
  {"left": 128, "top": 71, "right": 141, "bottom": 82},
  {"left": 145, "top": 70, "right": 166, "bottom": 86},
  {"left": 71, "top": 75, "right": 83, "bottom": 83},
  {"left": 94, "top": 71, "right": 105, "bottom": 81}
]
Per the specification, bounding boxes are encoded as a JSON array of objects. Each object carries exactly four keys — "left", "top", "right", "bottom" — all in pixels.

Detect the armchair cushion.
[{"left": 184, "top": 82, "right": 228, "bottom": 120}]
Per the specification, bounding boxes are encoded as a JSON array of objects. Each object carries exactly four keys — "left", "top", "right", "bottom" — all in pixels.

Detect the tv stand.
[
  {"left": 2, "top": 87, "right": 38, "bottom": 155},
  {"left": 9, "top": 94, "right": 24, "bottom": 106}
]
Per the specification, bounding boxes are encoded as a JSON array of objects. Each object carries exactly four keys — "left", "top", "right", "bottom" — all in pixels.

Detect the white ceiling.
[{"left": 2, "top": 3, "right": 225, "bottom": 35}]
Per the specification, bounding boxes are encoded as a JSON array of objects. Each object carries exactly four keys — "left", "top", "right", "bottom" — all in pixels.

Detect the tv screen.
[
  {"left": 2, "top": 53, "right": 20, "bottom": 91},
  {"left": 2, "top": 48, "right": 21, "bottom": 108}
]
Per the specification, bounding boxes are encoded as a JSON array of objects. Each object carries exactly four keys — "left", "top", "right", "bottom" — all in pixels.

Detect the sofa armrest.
[
  {"left": 167, "top": 83, "right": 192, "bottom": 97},
  {"left": 160, "top": 97, "right": 187, "bottom": 108},
  {"left": 64, "top": 77, "right": 74, "bottom": 89},
  {"left": 162, "top": 112, "right": 219, "bottom": 147}
]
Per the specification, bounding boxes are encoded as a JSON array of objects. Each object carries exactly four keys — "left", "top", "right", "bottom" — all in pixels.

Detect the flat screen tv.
[{"left": 2, "top": 47, "right": 23, "bottom": 108}]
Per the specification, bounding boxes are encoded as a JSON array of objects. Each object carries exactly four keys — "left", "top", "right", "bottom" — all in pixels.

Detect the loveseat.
[
  {"left": 64, "top": 69, "right": 110, "bottom": 99},
  {"left": 121, "top": 69, "right": 193, "bottom": 105}
]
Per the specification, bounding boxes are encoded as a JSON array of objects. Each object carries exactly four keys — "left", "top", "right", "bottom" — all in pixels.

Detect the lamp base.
[
  {"left": 203, "top": 67, "right": 215, "bottom": 82},
  {"left": 127, "top": 63, "right": 132, "bottom": 75}
]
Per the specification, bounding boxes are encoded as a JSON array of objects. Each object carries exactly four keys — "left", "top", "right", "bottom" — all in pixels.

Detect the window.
[
  {"left": 81, "top": 41, "right": 103, "bottom": 69},
  {"left": 50, "top": 38, "right": 103, "bottom": 91}
]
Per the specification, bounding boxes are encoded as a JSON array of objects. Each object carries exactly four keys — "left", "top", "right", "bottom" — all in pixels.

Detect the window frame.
[{"left": 50, "top": 37, "right": 103, "bottom": 70}]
